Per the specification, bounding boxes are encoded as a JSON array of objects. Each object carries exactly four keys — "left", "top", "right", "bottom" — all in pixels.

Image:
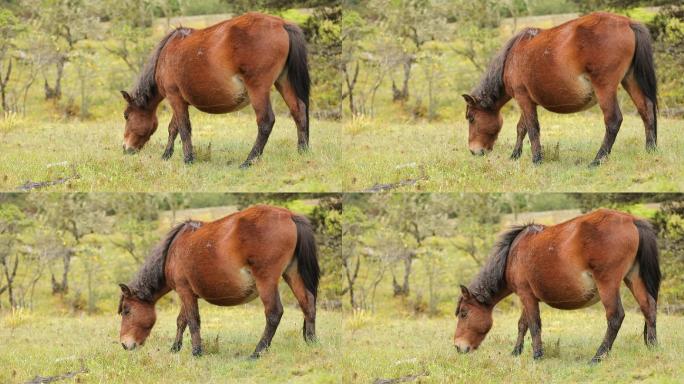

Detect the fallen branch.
[
  {"left": 373, "top": 372, "right": 428, "bottom": 384},
  {"left": 25, "top": 364, "right": 88, "bottom": 384},
  {"left": 17, "top": 174, "right": 79, "bottom": 191},
  {"left": 364, "top": 175, "right": 428, "bottom": 192}
]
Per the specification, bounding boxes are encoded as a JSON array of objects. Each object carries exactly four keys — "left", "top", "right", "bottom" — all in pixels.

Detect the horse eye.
[
  {"left": 468, "top": 116, "right": 475, "bottom": 123},
  {"left": 124, "top": 113, "right": 129, "bottom": 120},
  {"left": 459, "top": 310, "right": 468, "bottom": 319}
]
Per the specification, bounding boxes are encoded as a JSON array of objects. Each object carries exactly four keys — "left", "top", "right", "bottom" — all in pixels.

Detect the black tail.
[
  {"left": 630, "top": 22, "right": 658, "bottom": 140},
  {"left": 634, "top": 219, "right": 661, "bottom": 302},
  {"left": 283, "top": 23, "right": 311, "bottom": 131},
  {"left": 292, "top": 215, "right": 320, "bottom": 300}
]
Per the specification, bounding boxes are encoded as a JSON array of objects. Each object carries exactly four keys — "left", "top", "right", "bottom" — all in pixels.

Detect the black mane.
[
  {"left": 468, "top": 223, "right": 542, "bottom": 304},
  {"left": 471, "top": 28, "right": 538, "bottom": 109},
  {"left": 129, "top": 27, "right": 192, "bottom": 108},
  {"left": 128, "top": 220, "right": 198, "bottom": 302}
]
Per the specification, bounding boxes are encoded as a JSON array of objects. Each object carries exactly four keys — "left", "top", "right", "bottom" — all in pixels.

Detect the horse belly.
[
  {"left": 196, "top": 266, "right": 258, "bottom": 306},
  {"left": 533, "top": 270, "right": 599, "bottom": 310},
  {"left": 531, "top": 73, "right": 597, "bottom": 114},
  {"left": 185, "top": 75, "right": 250, "bottom": 114}
]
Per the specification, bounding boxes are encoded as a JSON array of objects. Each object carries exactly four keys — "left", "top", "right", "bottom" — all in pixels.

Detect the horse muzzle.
[
  {"left": 122, "top": 144, "right": 139, "bottom": 155},
  {"left": 455, "top": 345, "right": 471, "bottom": 354},
  {"left": 469, "top": 148, "right": 487, "bottom": 156}
]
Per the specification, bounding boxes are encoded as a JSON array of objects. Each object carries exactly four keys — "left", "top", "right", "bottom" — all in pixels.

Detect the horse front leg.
[
  {"left": 515, "top": 97, "right": 541, "bottom": 164},
  {"left": 512, "top": 308, "right": 528, "bottom": 356},
  {"left": 520, "top": 295, "right": 543, "bottom": 359},
  {"left": 510, "top": 115, "right": 528, "bottom": 160},
  {"left": 170, "top": 308, "right": 187, "bottom": 352},
  {"left": 167, "top": 99, "right": 194, "bottom": 164},
  {"left": 162, "top": 117, "right": 179, "bottom": 160},
  {"left": 178, "top": 289, "right": 202, "bottom": 356}
]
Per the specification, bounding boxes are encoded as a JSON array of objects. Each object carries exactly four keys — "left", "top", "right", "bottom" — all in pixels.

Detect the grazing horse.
[
  {"left": 120, "top": 12, "right": 311, "bottom": 168},
  {"left": 117, "top": 205, "right": 319, "bottom": 358},
  {"left": 453, "top": 209, "right": 660, "bottom": 363},
  {"left": 462, "top": 12, "right": 658, "bottom": 166}
]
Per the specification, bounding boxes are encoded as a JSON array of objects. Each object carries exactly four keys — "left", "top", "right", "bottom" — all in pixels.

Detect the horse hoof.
[
  {"left": 588, "top": 160, "right": 602, "bottom": 168},
  {"left": 511, "top": 347, "right": 523, "bottom": 356},
  {"left": 532, "top": 351, "right": 544, "bottom": 360},
  {"left": 184, "top": 157, "right": 194, "bottom": 165},
  {"left": 298, "top": 145, "right": 310, "bottom": 154},
  {"left": 589, "top": 357, "right": 602, "bottom": 365},
  {"left": 162, "top": 151, "right": 173, "bottom": 160},
  {"left": 239, "top": 161, "right": 252, "bottom": 169},
  {"left": 248, "top": 352, "right": 260, "bottom": 360},
  {"left": 510, "top": 151, "right": 521, "bottom": 160},
  {"left": 192, "top": 346, "right": 203, "bottom": 357},
  {"left": 170, "top": 343, "right": 182, "bottom": 353}
]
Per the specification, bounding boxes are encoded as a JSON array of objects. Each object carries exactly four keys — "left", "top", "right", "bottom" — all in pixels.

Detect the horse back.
[
  {"left": 164, "top": 205, "right": 298, "bottom": 304},
  {"left": 514, "top": 209, "right": 640, "bottom": 275},
  {"left": 506, "top": 13, "right": 636, "bottom": 112},
  {"left": 509, "top": 209, "right": 641, "bottom": 308}
]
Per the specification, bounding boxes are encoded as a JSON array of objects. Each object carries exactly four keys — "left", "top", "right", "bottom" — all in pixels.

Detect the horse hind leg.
[
  {"left": 591, "top": 279, "right": 625, "bottom": 364},
  {"left": 282, "top": 265, "right": 317, "bottom": 343},
  {"left": 275, "top": 77, "right": 309, "bottom": 152},
  {"left": 624, "top": 273, "right": 657, "bottom": 347},
  {"left": 241, "top": 83, "right": 276, "bottom": 169},
  {"left": 621, "top": 74, "right": 657, "bottom": 150},
  {"left": 250, "top": 275, "right": 284, "bottom": 359},
  {"left": 590, "top": 86, "right": 623, "bottom": 167}
]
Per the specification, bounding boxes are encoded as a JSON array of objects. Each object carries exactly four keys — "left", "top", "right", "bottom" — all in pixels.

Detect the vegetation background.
[
  {"left": 1, "top": 192, "right": 683, "bottom": 382},
  {"left": 340, "top": 0, "right": 684, "bottom": 192},
  {"left": 0, "top": 0, "right": 343, "bottom": 192}
]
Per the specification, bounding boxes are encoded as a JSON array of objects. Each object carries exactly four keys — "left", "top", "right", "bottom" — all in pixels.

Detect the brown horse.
[
  {"left": 117, "top": 205, "right": 319, "bottom": 358},
  {"left": 454, "top": 209, "right": 660, "bottom": 363},
  {"left": 463, "top": 12, "right": 657, "bottom": 166},
  {"left": 120, "top": 13, "right": 310, "bottom": 168}
]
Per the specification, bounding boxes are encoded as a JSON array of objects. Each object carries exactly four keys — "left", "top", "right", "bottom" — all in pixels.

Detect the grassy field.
[
  {"left": 342, "top": 112, "right": 684, "bottom": 192},
  {"left": 3, "top": 304, "right": 683, "bottom": 383},
  {"left": 0, "top": 111, "right": 341, "bottom": 192}
]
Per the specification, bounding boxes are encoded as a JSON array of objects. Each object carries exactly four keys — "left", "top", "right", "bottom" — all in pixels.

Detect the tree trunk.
[
  {"left": 392, "top": 57, "right": 412, "bottom": 102},
  {"left": 0, "top": 56, "right": 11, "bottom": 112},
  {"left": 87, "top": 265, "right": 94, "bottom": 314},
  {"left": 1, "top": 254, "right": 18, "bottom": 309},
  {"left": 45, "top": 57, "right": 65, "bottom": 100},
  {"left": 343, "top": 61, "right": 359, "bottom": 116},
  {"left": 392, "top": 252, "right": 413, "bottom": 296},
  {"left": 52, "top": 251, "right": 71, "bottom": 294}
]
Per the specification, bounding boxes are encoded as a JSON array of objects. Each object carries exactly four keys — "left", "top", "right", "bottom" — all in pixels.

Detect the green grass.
[
  {"left": 0, "top": 111, "right": 341, "bottom": 192},
  {"left": 3, "top": 306, "right": 682, "bottom": 383},
  {"left": 342, "top": 112, "right": 684, "bottom": 192}
]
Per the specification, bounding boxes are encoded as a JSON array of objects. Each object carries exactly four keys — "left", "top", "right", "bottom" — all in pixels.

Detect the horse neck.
[
  {"left": 142, "top": 91, "right": 164, "bottom": 113},
  {"left": 149, "top": 284, "right": 171, "bottom": 304},
  {"left": 488, "top": 286, "right": 512, "bottom": 307},
  {"left": 469, "top": 277, "right": 513, "bottom": 308}
]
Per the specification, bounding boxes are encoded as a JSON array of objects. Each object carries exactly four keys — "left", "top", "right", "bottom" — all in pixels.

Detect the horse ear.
[
  {"left": 119, "top": 283, "right": 133, "bottom": 297},
  {"left": 462, "top": 94, "right": 478, "bottom": 106},
  {"left": 460, "top": 285, "right": 472, "bottom": 299},
  {"left": 120, "top": 90, "right": 133, "bottom": 104}
]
